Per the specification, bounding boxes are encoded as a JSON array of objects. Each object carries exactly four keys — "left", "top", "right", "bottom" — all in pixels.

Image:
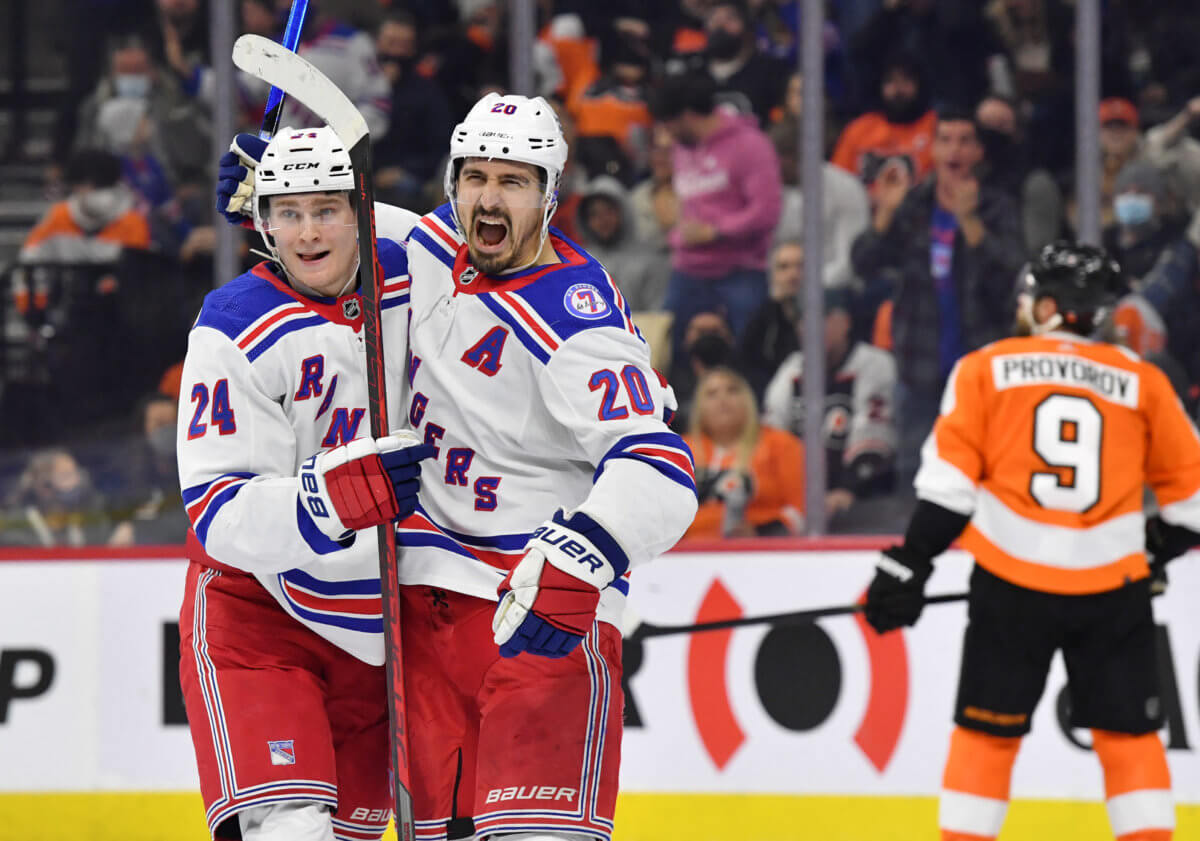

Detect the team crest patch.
[
  {"left": 268, "top": 740, "right": 296, "bottom": 766},
  {"left": 564, "top": 283, "right": 609, "bottom": 320}
]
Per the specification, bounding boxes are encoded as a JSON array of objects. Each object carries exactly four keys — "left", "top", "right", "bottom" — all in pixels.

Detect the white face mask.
[
  {"left": 70, "top": 185, "right": 131, "bottom": 227},
  {"left": 113, "top": 73, "right": 151, "bottom": 99}
]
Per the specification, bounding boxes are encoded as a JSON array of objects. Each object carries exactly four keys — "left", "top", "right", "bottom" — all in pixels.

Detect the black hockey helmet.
[{"left": 1018, "top": 240, "right": 1123, "bottom": 335}]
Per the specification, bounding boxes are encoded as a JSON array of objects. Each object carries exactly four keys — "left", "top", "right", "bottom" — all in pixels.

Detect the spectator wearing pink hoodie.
[{"left": 650, "top": 71, "right": 783, "bottom": 358}]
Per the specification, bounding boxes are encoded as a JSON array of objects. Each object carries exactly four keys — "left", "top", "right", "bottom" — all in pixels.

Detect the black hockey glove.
[
  {"left": 1145, "top": 515, "right": 1200, "bottom": 597},
  {"left": 864, "top": 544, "right": 933, "bottom": 634}
]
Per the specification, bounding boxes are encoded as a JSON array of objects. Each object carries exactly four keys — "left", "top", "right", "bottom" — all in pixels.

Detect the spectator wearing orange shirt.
[
  {"left": 684, "top": 367, "right": 806, "bottom": 538},
  {"left": 20, "top": 149, "right": 150, "bottom": 265},
  {"left": 831, "top": 52, "right": 936, "bottom": 192}
]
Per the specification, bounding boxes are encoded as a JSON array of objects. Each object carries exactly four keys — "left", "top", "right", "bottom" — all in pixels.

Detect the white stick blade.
[{"left": 232, "top": 33, "right": 369, "bottom": 147}]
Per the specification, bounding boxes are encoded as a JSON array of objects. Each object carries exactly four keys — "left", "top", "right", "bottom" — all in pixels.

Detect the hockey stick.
[
  {"left": 232, "top": 34, "right": 416, "bottom": 841},
  {"left": 258, "top": 0, "right": 310, "bottom": 140},
  {"left": 632, "top": 592, "right": 969, "bottom": 638}
]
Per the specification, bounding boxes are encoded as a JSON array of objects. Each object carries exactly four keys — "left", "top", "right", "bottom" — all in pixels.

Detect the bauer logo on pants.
[{"left": 267, "top": 740, "right": 296, "bottom": 765}]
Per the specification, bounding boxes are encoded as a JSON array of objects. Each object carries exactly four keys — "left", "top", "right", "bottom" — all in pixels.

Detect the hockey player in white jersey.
[
  {"left": 392, "top": 93, "right": 698, "bottom": 841},
  {"left": 215, "top": 94, "right": 699, "bottom": 841},
  {"left": 179, "top": 126, "right": 433, "bottom": 841}
]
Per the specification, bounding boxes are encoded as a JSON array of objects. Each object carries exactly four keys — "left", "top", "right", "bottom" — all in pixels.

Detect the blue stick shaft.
[{"left": 257, "top": 0, "right": 310, "bottom": 140}]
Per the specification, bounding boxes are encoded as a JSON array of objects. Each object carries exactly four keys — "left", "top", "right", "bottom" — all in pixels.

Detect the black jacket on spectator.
[
  {"left": 851, "top": 179, "right": 1024, "bottom": 394},
  {"left": 739, "top": 298, "right": 799, "bottom": 400},
  {"left": 711, "top": 51, "right": 791, "bottom": 127},
  {"left": 375, "top": 70, "right": 454, "bottom": 185}
]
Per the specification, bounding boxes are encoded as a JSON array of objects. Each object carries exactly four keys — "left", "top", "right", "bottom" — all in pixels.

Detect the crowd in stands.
[{"left": 6, "top": 0, "right": 1200, "bottom": 545}]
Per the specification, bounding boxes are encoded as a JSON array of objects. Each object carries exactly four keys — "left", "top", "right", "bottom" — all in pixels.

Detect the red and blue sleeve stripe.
[
  {"left": 594, "top": 432, "right": 697, "bottom": 498},
  {"left": 182, "top": 472, "right": 256, "bottom": 545}
]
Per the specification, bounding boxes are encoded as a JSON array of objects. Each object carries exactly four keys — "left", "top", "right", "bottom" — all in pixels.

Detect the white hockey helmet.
[
  {"left": 444, "top": 93, "right": 568, "bottom": 246},
  {"left": 253, "top": 126, "right": 356, "bottom": 263}
]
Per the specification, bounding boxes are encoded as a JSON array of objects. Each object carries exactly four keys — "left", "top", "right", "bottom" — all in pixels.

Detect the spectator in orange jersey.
[
  {"left": 684, "top": 367, "right": 806, "bottom": 538},
  {"left": 19, "top": 149, "right": 150, "bottom": 265},
  {"left": 569, "top": 39, "right": 653, "bottom": 184},
  {"left": 831, "top": 52, "right": 936, "bottom": 192}
]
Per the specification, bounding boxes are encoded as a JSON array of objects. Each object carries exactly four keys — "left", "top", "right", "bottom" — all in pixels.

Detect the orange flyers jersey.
[{"left": 917, "top": 331, "right": 1200, "bottom": 594}]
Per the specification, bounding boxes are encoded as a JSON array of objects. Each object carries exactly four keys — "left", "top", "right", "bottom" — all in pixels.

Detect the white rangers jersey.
[
  {"left": 398, "top": 204, "right": 699, "bottom": 627},
  {"left": 177, "top": 232, "right": 412, "bottom": 665}
]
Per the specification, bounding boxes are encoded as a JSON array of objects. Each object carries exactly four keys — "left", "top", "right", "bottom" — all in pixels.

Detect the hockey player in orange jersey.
[{"left": 864, "top": 241, "right": 1200, "bottom": 841}]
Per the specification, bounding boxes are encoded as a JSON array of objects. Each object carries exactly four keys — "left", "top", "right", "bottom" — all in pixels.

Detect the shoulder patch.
[{"left": 563, "top": 282, "right": 611, "bottom": 320}]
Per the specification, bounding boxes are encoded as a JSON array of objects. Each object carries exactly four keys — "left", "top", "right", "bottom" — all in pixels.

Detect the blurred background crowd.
[{"left": 2, "top": 0, "right": 1199, "bottom": 547}]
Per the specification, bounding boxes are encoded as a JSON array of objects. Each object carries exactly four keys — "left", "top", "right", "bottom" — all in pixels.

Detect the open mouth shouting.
[{"left": 473, "top": 214, "right": 510, "bottom": 254}]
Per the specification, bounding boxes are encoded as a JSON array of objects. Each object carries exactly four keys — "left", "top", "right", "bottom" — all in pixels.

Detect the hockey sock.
[
  {"left": 939, "top": 726, "right": 1021, "bottom": 840},
  {"left": 1092, "top": 729, "right": 1174, "bottom": 840}
]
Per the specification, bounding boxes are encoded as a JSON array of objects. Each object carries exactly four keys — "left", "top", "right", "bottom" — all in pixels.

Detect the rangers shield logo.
[{"left": 268, "top": 740, "right": 296, "bottom": 765}]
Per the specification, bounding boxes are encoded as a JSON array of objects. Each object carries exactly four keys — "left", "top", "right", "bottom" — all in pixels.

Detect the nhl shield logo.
[
  {"left": 268, "top": 740, "right": 296, "bottom": 766},
  {"left": 564, "top": 283, "right": 609, "bottom": 320},
  {"left": 459, "top": 266, "right": 479, "bottom": 286},
  {"left": 343, "top": 298, "right": 361, "bottom": 320}
]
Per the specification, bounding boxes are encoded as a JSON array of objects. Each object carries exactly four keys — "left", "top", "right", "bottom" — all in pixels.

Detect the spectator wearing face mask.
[
  {"left": 1, "top": 448, "right": 112, "bottom": 548},
  {"left": 373, "top": 11, "right": 453, "bottom": 211},
  {"left": 108, "top": 392, "right": 190, "bottom": 546},
  {"left": 668, "top": 310, "right": 745, "bottom": 433},
  {"left": 19, "top": 149, "right": 150, "bottom": 265},
  {"left": 702, "top": 0, "right": 790, "bottom": 125},
  {"left": 649, "top": 71, "right": 783, "bottom": 357},
  {"left": 974, "top": 93, "right": 1064, "bottom": 254},
  {"left": 73, "top": 34, "right": 211, "bottom": 194},
  {"left": 1103, "top": 159, "right": 1188, "bottom": 283},
  {"left": 831, "top": 52, "right": 937, "bottom": 190},
  {"left": 575, "top": 176, "right": 669, "bottom": 312}
]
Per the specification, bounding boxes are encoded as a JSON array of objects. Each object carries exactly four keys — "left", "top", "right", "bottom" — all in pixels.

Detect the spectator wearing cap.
[
  {"left": 831, "top": 52, "right": 937, "bottom": 194},
  {"left": 702, "top": 0, "right": 790, "bottom": 126},
  {"left": 850, "top": 107, "right": 1024, "bottom": 485},
  {"left": 762, "top": 287, "right": 897, "bottom": 522},
  {"left": 373, "top": 11, "right": 453, "bottom": 211},
  {"left": 1104, "top": 159, "right": 1189, "bottom": 284},
  {"left": 1096, "top": 97, "right": 1143, "bottom": 229},
  {"left": 650, "top": 71, "right": 782, "bottom": 358}
]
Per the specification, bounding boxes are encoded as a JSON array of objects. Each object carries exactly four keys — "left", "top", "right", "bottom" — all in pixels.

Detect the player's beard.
[{"left": 466, "top": 205, "right": 539, "bottom": 275}]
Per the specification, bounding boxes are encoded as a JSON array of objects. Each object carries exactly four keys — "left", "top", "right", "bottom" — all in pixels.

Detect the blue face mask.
[
  {"left": 113, "top": 73, "right": 151, "bottom": 99},
  {"left": 1114, "top": 193, "right": 1154, "bottom": 227}
]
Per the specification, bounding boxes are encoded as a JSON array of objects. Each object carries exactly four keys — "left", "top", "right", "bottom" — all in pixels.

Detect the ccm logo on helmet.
[
  {"left": 532, "top": 525, "right": 604, "bottom": 573},
  {"left": 282, "top": 162, "right": 320, "bottom": 171}
]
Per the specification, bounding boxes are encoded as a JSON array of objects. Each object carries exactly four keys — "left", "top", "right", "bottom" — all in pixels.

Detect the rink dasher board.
[{"left": 1, "top": 547, "right": 1198, "bottom": 805}]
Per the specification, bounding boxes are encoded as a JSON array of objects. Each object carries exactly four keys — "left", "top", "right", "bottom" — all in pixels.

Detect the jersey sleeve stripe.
[
  {"left": 183, "top": 473, "right": 256, "bottom": 541},
  {"left": 424, "top": 213, "right": 463, "bottom": 249},
  {"left": 496, "top": 290, "right": 562, "bottom": 351},
  {"left": 1159, "top": 486, "right": 1200, "bottom": 531},
  {"left": 599, "top": 268, "right": 642, "bottom": 340},
  {"left": 245, "top": 315, "right": 329, "bottom": 362},
  {"left": 478, "top": 294, "right": 552, "bottom": 364},
  {"left": 236, "top": 302, "right": 310, "bottom": 349},
  {"left": 913, "top": 432, "right": 978, "bottom": 515},
  {"left": 410, "top": 228, "right": 456, "bottom": 269},
  {"left": 190, "top": 479, "right": 251, "bottom": 545},
  {"left": 595, "top": 432, "right": 698, "bottom": 496}
]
